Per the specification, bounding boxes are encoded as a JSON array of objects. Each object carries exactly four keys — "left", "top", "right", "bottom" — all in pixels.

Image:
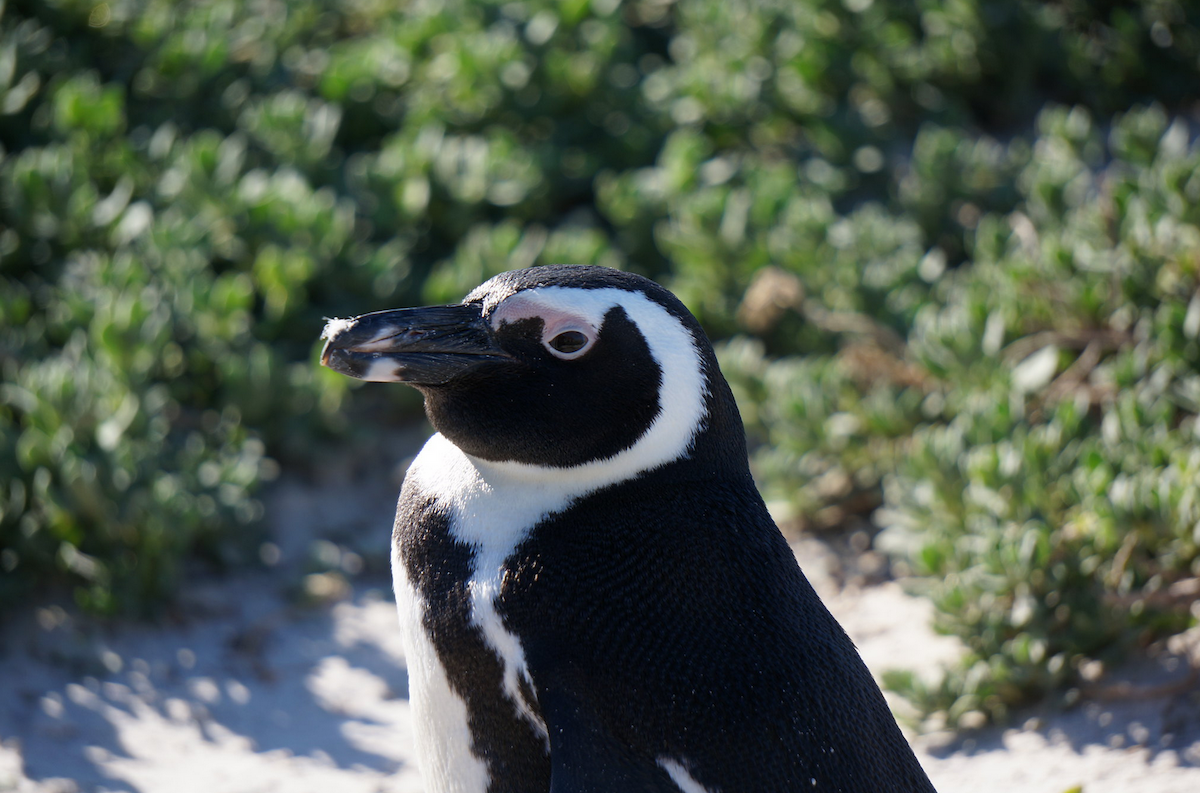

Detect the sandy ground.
[{"left": 3, "top": 436, "right": 1200, "bottom": 793}]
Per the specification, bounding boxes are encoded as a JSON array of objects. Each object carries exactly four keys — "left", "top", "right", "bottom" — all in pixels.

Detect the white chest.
[{"left": 392, "top": 434, "right": 576, "bottom": 793}]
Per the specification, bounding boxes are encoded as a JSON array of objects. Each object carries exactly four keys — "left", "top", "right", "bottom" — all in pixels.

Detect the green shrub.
[
  {"left": 719, "top": 105, "right": 1200, "bottom": 725},
  {"left": 881, "top": 106, "right": 1200, "bottom": 724},
  {"left": 0, "top": 0, "right": 663, "bottom": 611}
]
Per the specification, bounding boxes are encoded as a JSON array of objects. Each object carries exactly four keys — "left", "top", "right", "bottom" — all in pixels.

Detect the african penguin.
[{"left": 321, "top": 265, "right": 937, "bottom": 793}]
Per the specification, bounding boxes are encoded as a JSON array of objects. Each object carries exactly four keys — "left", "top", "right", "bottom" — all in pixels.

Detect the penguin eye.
[{"left": 546, "top": 330, "right": 590, "bottom": 358}]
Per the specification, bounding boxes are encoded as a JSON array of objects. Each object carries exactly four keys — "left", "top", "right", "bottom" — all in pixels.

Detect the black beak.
[{"left": 320, "top": 303, "right": 511, "bottom": 386}]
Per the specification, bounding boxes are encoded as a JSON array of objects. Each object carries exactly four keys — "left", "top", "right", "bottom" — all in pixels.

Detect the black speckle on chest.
[{"left": 396, "top": 492, "right": 550, "bottom": 791}]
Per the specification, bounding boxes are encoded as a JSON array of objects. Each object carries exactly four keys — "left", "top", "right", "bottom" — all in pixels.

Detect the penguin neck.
[{"left": 423, "top": 372, "right": 751, "bottom": 504}]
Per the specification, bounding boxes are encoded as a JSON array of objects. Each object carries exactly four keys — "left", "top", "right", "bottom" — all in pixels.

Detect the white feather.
[
  {"left": 659, "top": 757, "right": 719, "bottom": 793},
  {"left": 392, "top": 542, "right": 491, "bottom": 793},
  {"left": 320, "top": 316, "right": 357, "bottom": 340}
]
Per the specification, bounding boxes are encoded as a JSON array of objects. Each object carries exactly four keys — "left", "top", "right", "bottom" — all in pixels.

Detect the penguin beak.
[{"left": 320, "top": 304, "right": 511, "bottom": 386}]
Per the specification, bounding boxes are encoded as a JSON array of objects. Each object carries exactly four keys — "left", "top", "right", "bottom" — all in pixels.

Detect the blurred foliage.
[
  {"left": 721, "top": 104, "right": 1200, "bottom": 726},
  {"left": 1, "top": 0, "right": 1198, "bottom": 726}
]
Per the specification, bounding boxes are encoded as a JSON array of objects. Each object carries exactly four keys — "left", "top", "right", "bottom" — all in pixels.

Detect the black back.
[{"left": 496, "top": 462, "right": 935, "bottom": 791}]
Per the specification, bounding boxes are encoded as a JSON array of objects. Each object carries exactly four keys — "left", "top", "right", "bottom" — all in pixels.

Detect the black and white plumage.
[{"left": 320, "top": 265, "right": 937, "bottom": 793}]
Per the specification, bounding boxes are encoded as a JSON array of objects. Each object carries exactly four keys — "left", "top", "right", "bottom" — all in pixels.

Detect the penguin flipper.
[{"left": 540, "top": 687, "right": 679, "bottom": 793}]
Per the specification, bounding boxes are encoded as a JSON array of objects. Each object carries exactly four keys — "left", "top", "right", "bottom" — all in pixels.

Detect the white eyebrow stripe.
[
  {"left": 488, "top": 290, "right": 598, "bottom": 334},
  {"left": 475, "top": 286, "right": 709, "bottom": 492},
  {"left": 489, "top": 290, "right": 601, "bottom": 357}
]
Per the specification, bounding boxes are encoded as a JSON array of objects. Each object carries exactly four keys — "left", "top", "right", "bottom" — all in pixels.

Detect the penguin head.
[{"left": 321, "top": 266, "right": 745, "bottom": 474}]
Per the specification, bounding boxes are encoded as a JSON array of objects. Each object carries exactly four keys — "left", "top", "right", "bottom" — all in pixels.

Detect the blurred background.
[{"left": 2, "top": 0, "right": 1200, "bottom": 734}]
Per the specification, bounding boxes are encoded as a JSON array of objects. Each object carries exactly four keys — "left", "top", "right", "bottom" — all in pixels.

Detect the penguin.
[{"left": 320, "top": 265, "right": 937, "bottom": 793}]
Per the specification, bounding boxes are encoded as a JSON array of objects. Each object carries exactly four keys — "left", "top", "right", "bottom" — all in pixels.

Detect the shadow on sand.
[
  {"left": 0, "top": 572, "right": 417, "bottom": 793},
  {"left": 922, "top": 645, "right": 1200, "bottom": 769}
]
